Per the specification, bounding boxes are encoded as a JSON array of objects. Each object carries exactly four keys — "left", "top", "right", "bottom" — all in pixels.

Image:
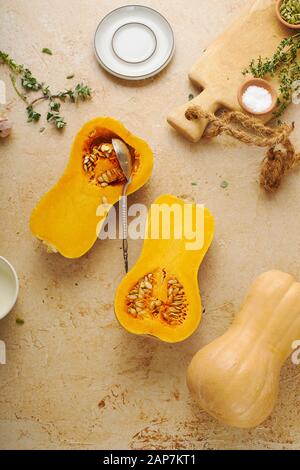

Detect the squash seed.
[
  {"left": 126, "top": 271, "right": 188, "bottom": 326},
  {"left": 129, "top": 308, "right": 137, "bottom": 315},
  {"left": 101, "top": 144, "right": 111, "bottom": 153}
]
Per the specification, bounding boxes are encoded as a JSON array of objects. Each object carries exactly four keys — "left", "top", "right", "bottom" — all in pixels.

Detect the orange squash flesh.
[
  {"left": 30, "top": 117, "right": 153, "bottom": 258},
  {"left": 114, "top": 195, "right": 215, "bottom": 343}
]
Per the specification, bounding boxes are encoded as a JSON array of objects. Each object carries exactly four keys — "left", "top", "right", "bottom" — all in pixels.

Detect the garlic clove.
[{"left": 0, "top": 118, "right": 12, "bottom": 138}]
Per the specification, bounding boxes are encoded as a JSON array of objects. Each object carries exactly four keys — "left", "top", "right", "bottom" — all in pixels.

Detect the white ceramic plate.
[
  {"left": 0, "top": 256, "right": 19, "bottom": 320},
  {"left": 94, "top": 5, "right": 175, "bottom": 80}
]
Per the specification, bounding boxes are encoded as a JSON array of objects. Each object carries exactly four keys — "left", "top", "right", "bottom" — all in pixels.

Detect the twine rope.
[{"left": 185, "top": 105, "right": 300, "bottom": 192}]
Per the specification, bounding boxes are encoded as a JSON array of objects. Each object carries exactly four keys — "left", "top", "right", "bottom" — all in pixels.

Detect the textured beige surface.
[{"left": 0, "top": 0, "right": 300, "bottom": 450}]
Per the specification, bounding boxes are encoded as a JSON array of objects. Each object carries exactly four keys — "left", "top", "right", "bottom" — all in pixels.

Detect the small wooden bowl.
[
  {"left": 237, "top": 78, "right": 277, "bottom": 116},
  {"left": 276, "top": 0, "right": 300, "bottom": 30}
]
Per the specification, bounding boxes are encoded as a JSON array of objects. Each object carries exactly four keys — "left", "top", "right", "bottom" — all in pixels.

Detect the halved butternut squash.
[
  {"left": 30, "top": 117, "right": 153, "bottom": 258},
  {"left": 114, "top": 194, "right": 215, "bottom": 343}
]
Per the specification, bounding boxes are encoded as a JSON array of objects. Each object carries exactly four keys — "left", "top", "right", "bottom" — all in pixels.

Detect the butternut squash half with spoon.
[{"left": 30, "top": 117, "right": 153, "bottom": 258}]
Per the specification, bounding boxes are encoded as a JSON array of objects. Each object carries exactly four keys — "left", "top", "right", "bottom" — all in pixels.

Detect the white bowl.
[
  {"left": 0, "top": 256, "right": 19, "bottom": 320},
  {"left": 94, "top": 5, "right": 175, "bottom": 80}
]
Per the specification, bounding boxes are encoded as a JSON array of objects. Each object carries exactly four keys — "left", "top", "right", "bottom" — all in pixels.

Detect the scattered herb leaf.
[
  {"left": 16, "top": 318, "right": 24, "bottom": 325},
  {"left": 220, "top": 180, "right": 229, "bottom": 189},
  {"left": 42, "top": 48, "right": 53, "bottom": 55},
  {"left": 66, "top": 74, "right": 75, "bottom": 79},
  {"left": 191, "top": 182, "right": 197, "bottom": 186},
  {"left": 188, "top": 93, "right": 194, "bottom": 101},
  {"left": 39, "top": 127, "right": 45, "bottom": 133}
]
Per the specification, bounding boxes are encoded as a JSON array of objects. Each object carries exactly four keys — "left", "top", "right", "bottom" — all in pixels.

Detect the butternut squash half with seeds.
[
  {"left": 30, "top": 117, "right": 153, "bottom": 258},
  {"left": 187, "top": 270, "right": 300, "bottom": 428},
  {"left": 115, "top": 195, "right": 215, "bottom": 343}
]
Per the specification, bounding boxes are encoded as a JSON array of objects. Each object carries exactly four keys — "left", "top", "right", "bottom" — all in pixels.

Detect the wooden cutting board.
[{"left": 167, "top": 0, "right": 292, "bottom": 142}]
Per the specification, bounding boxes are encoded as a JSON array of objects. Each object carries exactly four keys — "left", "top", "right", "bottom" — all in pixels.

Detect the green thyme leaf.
[
  {"left": 42, "top": 48, "right": 53, "bottom": 55},
  {"left": 0, "top": 50, "right": 24, "bottom": 74},
  {"left": 49, "top": 100, "right": 61, "bottom": 112},
  {"left": 16, "top": 318, "right": 24, "bottom": 325},
  {"left": 26, "top": 105, "right": 41, "bottom": 122},
  {"left": 74, "top": 83, "right": 92, "bottom": 101},
  {"left": 47, "top": 111, "right": 66, "bottom": 129},
  {"left": 42, "top": 85, "right": 51, "bottom": 97},
  {"left": 21, "top": 69, "right": 42, "bottom": 91},
  {"left": 66, "top": 74, "right": 75, "bottom": 79}
]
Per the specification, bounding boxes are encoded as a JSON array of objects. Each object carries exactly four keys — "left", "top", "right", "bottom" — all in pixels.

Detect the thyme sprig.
[
  {"left": 0, "top": 50, "right": 92, "bottom": 129},
  {"left": 243, "top": 33, "right": 300, "bottom": 116}
]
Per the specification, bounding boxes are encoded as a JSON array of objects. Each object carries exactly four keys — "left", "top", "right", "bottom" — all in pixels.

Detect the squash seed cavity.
[
  {"left": 82, "top": 142, "right": 127, "bottom": 187},
  {"left": 82, "top": 141, "right": 139, "bottom": 188},
  {"left": 126, "top": 271, "right": 188, "bottom": 326}
]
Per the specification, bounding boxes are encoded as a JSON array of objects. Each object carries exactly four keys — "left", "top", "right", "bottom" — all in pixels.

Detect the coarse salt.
[{"left": 242, "top": 85, "right": 272, "bottom": 113}]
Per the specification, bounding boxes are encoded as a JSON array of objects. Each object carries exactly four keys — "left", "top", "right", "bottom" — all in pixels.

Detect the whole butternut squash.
[{"left": 187, "top": 271, "right": 300, "bottom": 428}]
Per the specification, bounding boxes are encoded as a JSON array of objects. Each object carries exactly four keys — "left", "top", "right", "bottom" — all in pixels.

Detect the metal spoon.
[{"left": 112, "top": 138, "right": 133, "bottom": 273}]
